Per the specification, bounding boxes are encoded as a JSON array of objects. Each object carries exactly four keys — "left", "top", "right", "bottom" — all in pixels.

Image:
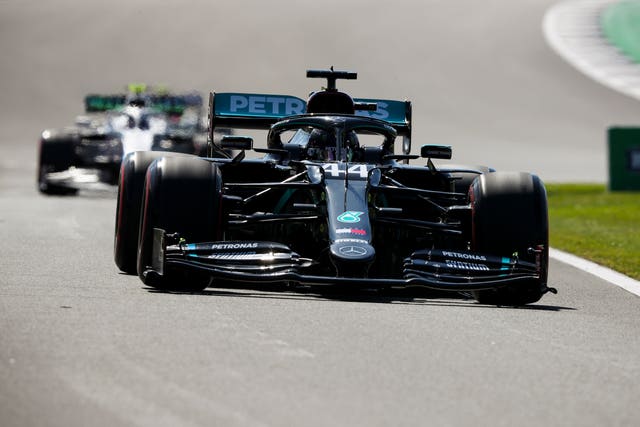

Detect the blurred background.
[
  {"left": 2, "top": 0, "right": 640, "bottom": 182},
  {"left": 2, "top": 4, "right": 640, "bottom": 426}
]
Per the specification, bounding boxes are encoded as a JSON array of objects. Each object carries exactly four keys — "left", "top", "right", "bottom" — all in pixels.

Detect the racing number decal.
[{"left": 322, "top": 163, "right": 368, "bottom": 178}]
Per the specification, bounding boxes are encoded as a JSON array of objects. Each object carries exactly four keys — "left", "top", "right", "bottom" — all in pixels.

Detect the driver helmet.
[
  {"left": 345, "top": 131, "right": 362, "bottom": 161},
  {"left": 127, "top": 96, "right": 147, "bottom": 108},
  {"left": 345, "top": 131, "right": 359, "bottom": 150},
  {"left": 306, "top": 128, "right": 337, "bottom": 160}
]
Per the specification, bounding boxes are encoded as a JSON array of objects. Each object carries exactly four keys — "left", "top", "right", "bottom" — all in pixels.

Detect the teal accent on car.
[
  {"left": 214, "top": 93, "right": 410, "bottom": 127},
  {"left": 214, "top": 93, "right": 306, "bottom": 118},
  {"left": 353, "top": 98, "right": 409, "bottom": 127}
]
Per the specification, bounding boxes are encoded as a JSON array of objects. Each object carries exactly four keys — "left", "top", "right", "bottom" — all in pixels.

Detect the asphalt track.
[{"left": 1, "top": 1, "right": 640, "bottom": 426}]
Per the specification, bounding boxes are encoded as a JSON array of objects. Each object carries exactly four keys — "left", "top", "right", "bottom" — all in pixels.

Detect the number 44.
[{"left": 322, "top": 163, "right": 368, "bottom": 178}]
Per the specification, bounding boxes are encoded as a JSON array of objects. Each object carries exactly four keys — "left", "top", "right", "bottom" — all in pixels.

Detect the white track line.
[
  {"left": 550, "top": 248, "right": 640, "bottom": 297},
  {"left": 543, "top": 0, "right": 640, "bottom": 102}
]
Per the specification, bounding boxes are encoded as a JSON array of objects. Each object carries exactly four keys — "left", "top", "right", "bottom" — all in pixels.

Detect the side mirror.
[
  {"left": 420, "top": 145, "right": 452, "bottom": 160},
  {"left": 221, "top": 135, "right": 253, "bottom": 151},
  {"left": 306, "top": 164, "right": 325, "bottom": 185},
  {"left": 368, "top": 167, "right": 382, "bottom": 187},
  {"left": 402, "top": 135, "right": 411, "bottom": 155}
]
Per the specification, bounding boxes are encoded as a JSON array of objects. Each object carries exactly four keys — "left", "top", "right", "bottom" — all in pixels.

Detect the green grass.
[
  {"left": 601, "top": 0, "right": 640, "bottom": 64},
  {"left": 546, "top": 183, "right": 640, "bottom": 280}
]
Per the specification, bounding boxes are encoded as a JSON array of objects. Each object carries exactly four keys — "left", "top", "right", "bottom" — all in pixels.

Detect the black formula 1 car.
[
  {"left": 114, "top": 70, "right": 556, "bottom": 306},
  {"left": 38, "top": 85, "right": 208, "bottom": 195}
]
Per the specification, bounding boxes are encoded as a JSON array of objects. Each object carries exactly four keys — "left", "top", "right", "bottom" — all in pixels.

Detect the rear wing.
[
  {"left": 151, "top": 93, "right": 203, "bottom": 115},
  {"left": 208, "top": 92, "right": 412, "bottom": 153},
  {"left": 354, "top": 97, "right": 412, "bottom": 154},
  {"left": 84, "top": 95, "right": 126, "bottom": 112},
  {"left": 84, "top": 93, "right": 203, "bottom": 114}
]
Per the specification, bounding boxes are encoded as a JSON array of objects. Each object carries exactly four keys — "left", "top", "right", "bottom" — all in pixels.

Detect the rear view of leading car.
[{"left": 38, "top": 85, "right": 207, "bottom": 195}]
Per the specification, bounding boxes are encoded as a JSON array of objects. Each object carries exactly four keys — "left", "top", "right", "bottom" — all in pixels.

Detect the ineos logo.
[{"left": 338, "top": 246, "right": 367, "bottom": 257}]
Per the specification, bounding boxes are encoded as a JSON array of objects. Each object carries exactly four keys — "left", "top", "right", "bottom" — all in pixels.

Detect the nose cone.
[{"left": 329, "top": 241, "right": 375, "bottom": 277}]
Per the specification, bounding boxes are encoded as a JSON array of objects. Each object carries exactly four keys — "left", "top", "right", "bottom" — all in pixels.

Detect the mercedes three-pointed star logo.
[{"left": 338, "top": 245, "right": 368, "bottom": 257}]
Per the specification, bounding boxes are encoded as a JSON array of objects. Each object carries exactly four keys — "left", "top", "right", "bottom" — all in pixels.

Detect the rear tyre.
[
  {"left": 137, "top": 156, "right": 221, "bottom": 291},
  {"left": 470, "top": 172, "right": 549, "bottom": 306},
  {"left": 114, "top": 151, "right": 193, "bottom": 274},
  {"left": 37, "top": 136, "right": 78, "bottom": 195}
]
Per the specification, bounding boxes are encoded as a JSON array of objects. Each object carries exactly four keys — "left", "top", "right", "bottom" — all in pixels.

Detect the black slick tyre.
[
  {"left": 137, "top": 156, "right": 221, "bottom": 291},
  {"left": 470, "top": 171, "right": 549, "bottom": 306},
  {"left": 37, "top": 136, "right": 78, "bottom": 195},
  {"left": 114, "top": 151, "right": 192, "bottom": 274},
  {"left": 450, "top": 166, "right": 492, "bottom": 194}
]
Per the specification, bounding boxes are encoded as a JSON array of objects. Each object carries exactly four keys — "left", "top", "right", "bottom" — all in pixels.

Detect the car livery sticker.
[
  {"left": 214, "top": 94, "right": 409, "bottom": 126},
  {"left": 338, "top": 245, "right": 369, "bottom": 257},
  {"left": 322, "top": 163, "right": 369, "bottom": 179},
  {"left": 210, "top": 242, "right": 259, "bottom": 250},
  {"left": 214, "top": 93, "right": 306, "bottom": 118},
  {"left": 335, "top": 238, "right": 369, "bottom": 244},
  {"left": 337, "top": 211, "right": 364, "bottom": 223},
  {"left": 444, "top": 260, "right": 490, "bottom": 271},
  {"left": 336, "top": 227, "right": 367, "bottom": 235},
  {"left": 441, "top": 251, "right": 487, "bottom": 261}
]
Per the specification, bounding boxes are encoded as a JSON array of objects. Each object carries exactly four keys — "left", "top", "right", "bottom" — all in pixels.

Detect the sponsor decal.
[
  {"left": 441, "top": 251, "right": 487, "bottom": 261},
  {"left": 216, "top": 95, "right": 406, "bottom": 124},
  {"left": 337, "top": 211, "right": 364, "bottom": 223},
  {"left": 228, "top": 95, "right": 305, "bottom": 116},
  {"left": 338, "top": 245, "right": 368, "bottom": 257},
  {"left": 210, "top": 242, "right": 259, "bottom": 250},
  {"left": 336, "top": 228, "right": 367, "bottom": 236},
  {"left": 335, "top": 238, "right": 369, "bottom": 244},
  {"left": 445, "top": 260, "right": 490, "bottom": 271},
  {"left": 207, "top": 252, "right": 257, "bottom": 260}
]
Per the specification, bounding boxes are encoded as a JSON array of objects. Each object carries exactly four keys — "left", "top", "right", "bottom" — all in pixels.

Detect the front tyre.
[
  {"left": 137, "top": 156, "right": 221, "bottom": 292},
  {"left": 470, "top": 172, "right": 549, "bottom": 306},
  {"left": 114, "top": 151, "right": 192, "bottom": 274}
]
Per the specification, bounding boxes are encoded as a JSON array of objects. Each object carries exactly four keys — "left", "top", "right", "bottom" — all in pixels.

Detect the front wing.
[
  {"left": 42, "top": 166, "right": 119, "bottom": 191},
  {"left": 144, "top": 229, "right": 546, "bottom": 292}
]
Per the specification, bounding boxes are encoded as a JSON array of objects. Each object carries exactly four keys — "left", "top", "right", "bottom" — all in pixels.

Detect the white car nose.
[{"left": 121, "top": 129, "right": 154, "bottom": 155}]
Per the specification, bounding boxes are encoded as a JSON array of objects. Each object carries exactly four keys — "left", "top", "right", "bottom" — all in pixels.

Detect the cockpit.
[{"left": 268, "top": 116, "right": 397, "bottom": 163}]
